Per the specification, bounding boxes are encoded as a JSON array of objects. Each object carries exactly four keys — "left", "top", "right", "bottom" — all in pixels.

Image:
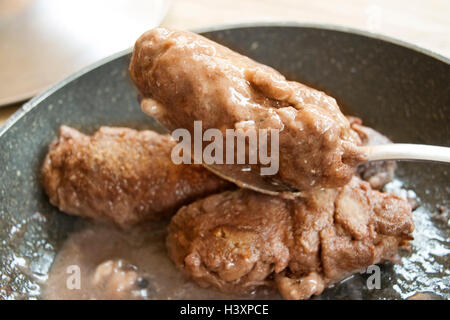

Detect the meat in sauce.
[
  {"left": 129, "top": 28, "right": 366, "bottom": 192},
  {"left": 167, "top": 177, "right": 413, "bottom": 300},
  {"left": 41, "top": 28, "right": 420, "bottom": 300},
  {"left": 41, "top": 126, "right": 231, "bottom": 228}
]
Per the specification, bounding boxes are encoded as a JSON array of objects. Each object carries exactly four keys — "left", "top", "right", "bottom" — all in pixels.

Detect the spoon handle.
[{"left": 362, "top": 144, "right": 450, "bottom": 163}]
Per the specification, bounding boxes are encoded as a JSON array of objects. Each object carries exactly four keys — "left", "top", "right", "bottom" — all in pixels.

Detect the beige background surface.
[{"left": 1, "top": 0, "right": 449, "bottom": 126}]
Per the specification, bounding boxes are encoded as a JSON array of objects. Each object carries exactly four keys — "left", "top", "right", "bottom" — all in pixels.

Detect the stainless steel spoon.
[{"left": 202, "top": 143, "right": 450, "bottom": 197}]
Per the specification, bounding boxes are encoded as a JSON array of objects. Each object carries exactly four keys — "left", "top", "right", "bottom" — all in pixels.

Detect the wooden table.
[{"left": 1, "top": 0, "right": 449, "bottom": 126}]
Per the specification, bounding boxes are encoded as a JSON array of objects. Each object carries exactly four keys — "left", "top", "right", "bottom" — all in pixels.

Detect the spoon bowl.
[{"left": 199, "top": 144, "right": 450, "bottom": 197}]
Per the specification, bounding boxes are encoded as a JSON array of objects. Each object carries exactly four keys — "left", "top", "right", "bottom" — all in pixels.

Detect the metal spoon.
[{"left": 202, "top": 143, "right": 450, "bottom": 197}]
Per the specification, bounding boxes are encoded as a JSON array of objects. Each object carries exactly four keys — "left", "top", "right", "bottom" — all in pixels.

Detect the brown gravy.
[{"left": 43, "top": 222, "right": 280, "bottom": 300}]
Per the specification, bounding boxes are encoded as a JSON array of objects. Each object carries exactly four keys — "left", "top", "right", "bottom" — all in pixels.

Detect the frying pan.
[{"left": 0, "top": 24, "right": 449, "bottom": 300}]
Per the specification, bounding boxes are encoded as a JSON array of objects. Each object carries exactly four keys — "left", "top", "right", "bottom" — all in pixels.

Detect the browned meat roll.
[
  {"left": 129, "top": 28, "right": 366, "bottom": 192},
  {"left": 166, "top": 177, "right": 413, "bottom": 300},
  {"left": 41, "top": 126, "right": 231, "bottom": 228}
]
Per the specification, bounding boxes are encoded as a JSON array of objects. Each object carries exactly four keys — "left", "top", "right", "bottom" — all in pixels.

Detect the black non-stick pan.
[{"left": 0, "top": 24, "right": 448, "bottom": 300}]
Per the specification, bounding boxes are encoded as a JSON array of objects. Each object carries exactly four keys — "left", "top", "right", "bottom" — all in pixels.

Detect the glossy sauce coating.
[{"left": 129, "top": 28, "right": 366, "bottom": 191}]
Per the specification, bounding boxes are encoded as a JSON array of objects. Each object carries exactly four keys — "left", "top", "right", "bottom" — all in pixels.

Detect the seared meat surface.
[
  {"left": 129, "top": 28, "right": 366, "bottom": 191},
  {"left": 349, "top": 117, "right": 397, "bottom": 190},
  {"left": 167, "top": 177, "right": 413, "bottom": 300},
  {"left": 41, "top": 126, "right": 231, "bottom": 228}
]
